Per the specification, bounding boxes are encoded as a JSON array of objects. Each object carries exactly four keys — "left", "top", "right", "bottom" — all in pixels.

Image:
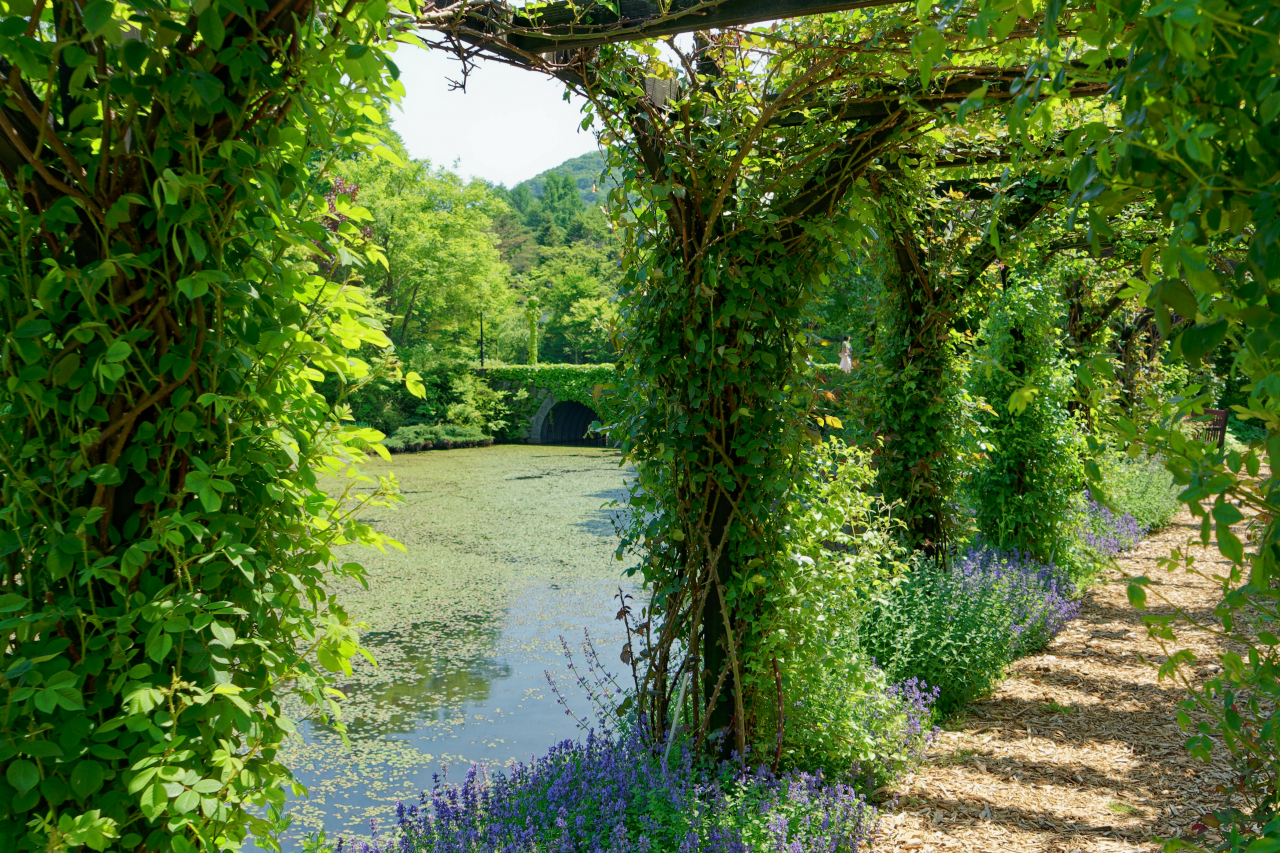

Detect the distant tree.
[
  {"left": 508, "top": 183, "right": 535, "bottom": 215},
  {"left": 536, "top": 219, "right": 566, "bottom": 248},
  {"left": 539, "top": 171, "right": 586, "bottom": 230},
  {"left": 529, "top": 244, "right": 621, "bottom": 363},
  {"left": 335, "top": 137, "right": 510, "bottom": 348}
]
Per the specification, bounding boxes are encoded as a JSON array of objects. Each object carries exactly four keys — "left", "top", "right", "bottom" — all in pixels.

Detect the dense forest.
[{"left": 328, "top": 136, "right": 622, "bottom": 432}]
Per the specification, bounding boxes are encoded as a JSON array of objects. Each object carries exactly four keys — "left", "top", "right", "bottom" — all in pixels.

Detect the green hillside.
[{"left": 517, "top": 150, "right": 615, "bottom": 205}]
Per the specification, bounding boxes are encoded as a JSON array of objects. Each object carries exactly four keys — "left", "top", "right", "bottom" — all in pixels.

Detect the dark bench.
[{"left": 1188, "top": 408, "right": 1228, "bottom": 450}]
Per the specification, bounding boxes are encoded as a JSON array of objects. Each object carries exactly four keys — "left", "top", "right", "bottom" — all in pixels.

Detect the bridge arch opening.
[{"left": 540, "top": 400, "right": 604, "bottom": 446}]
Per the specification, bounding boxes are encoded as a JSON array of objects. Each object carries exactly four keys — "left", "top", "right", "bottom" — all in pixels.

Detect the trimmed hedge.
[
  {"left": 480, "top": 364, "right": 617, "bottom": 408},
  {"left": 383, "top": 423, "right": 494, "bottom": 453}
]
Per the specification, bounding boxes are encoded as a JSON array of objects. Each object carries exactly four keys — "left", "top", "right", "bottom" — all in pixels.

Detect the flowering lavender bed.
[
  {"left": 1080, "top": 490, "right": 1146, "bottom": 557},
  {"left": 952, "top": 547, "right": 1081, "bottom": 657},
  {"left": 346, "top": 727, "right": 878, "bottom": 853},
  {"left": 859, "top": 547, "right": 1081, "bottom": 714}
]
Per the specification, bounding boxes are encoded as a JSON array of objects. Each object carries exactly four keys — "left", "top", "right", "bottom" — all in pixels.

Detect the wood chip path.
[{"left": 876, "top": 511, "right": 1236, "bottom": 853}]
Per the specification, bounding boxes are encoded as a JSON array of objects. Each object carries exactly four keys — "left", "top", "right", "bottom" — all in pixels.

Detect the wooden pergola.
[
  {"left": 452, "top": 0, "right": 900, "bottom": 55},
  {"left": 437, "top": 0, "right": 1111, "bottom": 752}
]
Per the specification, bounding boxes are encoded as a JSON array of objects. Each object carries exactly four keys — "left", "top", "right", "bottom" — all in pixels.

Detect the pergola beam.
[{"left": 459, "top": 0, "right": 902, "bottom": 54}]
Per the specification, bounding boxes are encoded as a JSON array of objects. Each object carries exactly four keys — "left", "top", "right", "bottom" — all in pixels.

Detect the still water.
[{"left": 271, "top": 445, "right": 635, "bottom": 849}]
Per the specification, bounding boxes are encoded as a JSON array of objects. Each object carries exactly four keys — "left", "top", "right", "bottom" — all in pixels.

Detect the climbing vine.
[
  {"left": 0, "top": 0, "right": 440, "bottom": 849},
  {"left": 531, "top": 6, "right": 1103, "bottom": 755},
  {"left": 971, "top": 275, "right": 1085, "bottom": 562}
]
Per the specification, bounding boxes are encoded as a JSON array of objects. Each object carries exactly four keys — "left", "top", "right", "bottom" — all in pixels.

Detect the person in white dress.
[{"left": 839, "top": 336, "right": 853, "bottom": 373}]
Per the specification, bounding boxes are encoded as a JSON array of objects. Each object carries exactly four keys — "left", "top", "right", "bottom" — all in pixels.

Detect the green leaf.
[
  {"left": 122, "top": 39, "right": 149, "bottom": 72},
  {"left": 174, "top": 788, "right": 200, "bottom": 814},
  {"left": 1218, "top": 525, "right": 1245, "bottom": 565},
  {"left": 405, "top": 370, "right": 426, "bottom": 399},
  {"left": 1179, "top": 318, "right": 1228, "bottom": 364},
  {"left": 20, "top": 740, "right": 63, "bottom": 758},
  {"left": 104, "top": 340, "right": 131, "bottom": 363},
  {"left": 146, "top": 631, "right": 174, "bottom": 663},
  {"left": 198, "top": 487, "right": 222, "bottom": 513},
  {"left": 7, "top": 759, "right": 39, "bottom": 796},
  {"left": 1153, "top": 278, "right": 1198, "bottom": 318},
  {"left": 34, "top": 688, "right": 58, "bottom": 713},
  {"left": 0, "top": 593, "right": 28, "bottom": 613},
  {"left": 209, "top": 621, "right": 236, "bottom": 647},
  {"left": 52, "top": 352, "right": 80, "bottom": 385},
  {"left": 139, "top": 782, "right": 167, "bottom": 819},
  {"left": 79, "top": 0, "right": 112, "bottom": 33},
  {"left": 371, "top": 145, "right": 406, "bottom": 167},
  {"left": 198, "top": 7, "right": 226, "bottom": 50},
  {"left": 1212, "top": 502, "right": 1244, "bottom": 526},
  {"left": 71, "top": 760, "right": 106, "bottom": 798},
  {"left": 14, "top": 319, "right": 51, "bottom": 339},
  {"left": 1127, "top": 582, "right": 1147, "bottom": 611},
  {"left": 88, "top": 464, "right": 122, "bottom": 486}
]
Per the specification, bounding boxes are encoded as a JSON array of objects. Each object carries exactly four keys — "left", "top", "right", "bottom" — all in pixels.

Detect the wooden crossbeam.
[{"left": 460, "top": 0, "right": 903, "bottom": 54}]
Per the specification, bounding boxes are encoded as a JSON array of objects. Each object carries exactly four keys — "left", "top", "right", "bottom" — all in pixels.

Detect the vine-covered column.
[
  {"left": 867, "top": 173, "right": 1069, "bottom": 554},
  {"left": 0, "top": 1, "right": 432, "bottom": 848},
  {"left": 971, "top": 277, "right": 1084, "bottom": 560},
  {"left": 867, "top": 178, "right": 963, "bottom": 555}
]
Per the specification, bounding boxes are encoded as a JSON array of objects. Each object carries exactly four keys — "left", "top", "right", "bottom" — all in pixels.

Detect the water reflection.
[
  {"left": 269, "top": 446, "right": 635, "bottom": 850},
  {"left": 336, "top": 616, "right": 511, "bottom": 739}
]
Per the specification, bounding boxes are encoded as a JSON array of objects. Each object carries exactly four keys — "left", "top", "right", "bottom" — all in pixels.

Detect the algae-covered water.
[{"left": 271, "top": 445, "right": 635, "bottom": 849}]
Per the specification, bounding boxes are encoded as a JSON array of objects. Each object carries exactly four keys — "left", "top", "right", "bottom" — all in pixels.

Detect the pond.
[{"left": 270, "top": 444, "right": 635, "bottom": 849}]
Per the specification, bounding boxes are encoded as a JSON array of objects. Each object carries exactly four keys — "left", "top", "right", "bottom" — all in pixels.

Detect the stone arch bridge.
[{"left": 479, "top": 364, "right": 615, "bottom": 445}]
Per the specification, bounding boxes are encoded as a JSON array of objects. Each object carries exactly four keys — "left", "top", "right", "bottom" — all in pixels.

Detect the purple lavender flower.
[
  {"left": 346, "top": 723, "right": 877, "bottom": 853},
  {"left": 951, "top": 545, "right": 1081, "bottom": 656},
  {"left": 1081, "top": 490, "right": 1146, "bottom": 557}
]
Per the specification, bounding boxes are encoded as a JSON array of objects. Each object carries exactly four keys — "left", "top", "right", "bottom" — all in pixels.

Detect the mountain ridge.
[{"left": 516, "top": 150, "right": 615, "bottom": 205}]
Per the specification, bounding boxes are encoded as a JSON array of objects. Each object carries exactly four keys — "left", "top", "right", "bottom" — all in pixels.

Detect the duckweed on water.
[{"left": 271, "top": 446, "right": 637, "bottom": 849}]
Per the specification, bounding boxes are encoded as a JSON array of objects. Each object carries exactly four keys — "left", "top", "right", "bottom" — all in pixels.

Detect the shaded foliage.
[{"left": 0, "top": 1, "right": 420, "bottom": 850}]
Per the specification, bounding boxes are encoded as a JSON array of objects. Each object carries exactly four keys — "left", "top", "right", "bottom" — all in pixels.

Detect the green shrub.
[
  {"left": 445, "top": 373, "right": 515, "bottom": 435},
  {"left": 858, "top": 549, "right": 1080, "bottom": 716},
  {"left": 742, "top": 440, "right": 931, "bottom": 786},
  {"left": 334, "top": 355, "right": 519, "bottom": 438},
  {"left": 859, "top": 562, "right": 1014, "bottom": 716},
  {"left": 1228, "top": 414, "right": 1268, "bottom": 447},
  {"left": 970, "top": 278, "right": 1085, "bottom": 563},
  {"left": 383, "top": 424, "right": 493, "bottom": 453},
  {"left": 1095, "top": 452, "right": 1180, "bottom": 533}
]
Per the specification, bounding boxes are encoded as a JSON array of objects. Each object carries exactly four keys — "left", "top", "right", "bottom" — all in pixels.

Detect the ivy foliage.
[
  {"left": 482, "top": 363, "right": 617, "bottom": 441},
  {"left": 1040, "top": 0, "right": 1280, "bottom": 844},
  {"left": 482, "top": 363, "right": 616, "bottom": 413},
  {"left": 970, "top": 275, "right": 1084, "bottom": 563},
  {"left": 864, "top": 178, "right": 967, "bottom": 555},
  {"left": 0, "top": 0, "right": 420, "bottom": 850}
]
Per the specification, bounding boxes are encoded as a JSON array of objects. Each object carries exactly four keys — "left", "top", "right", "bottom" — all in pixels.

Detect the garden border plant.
[{"left": 0, "top": 0, "right": 484, "bottom": 849}]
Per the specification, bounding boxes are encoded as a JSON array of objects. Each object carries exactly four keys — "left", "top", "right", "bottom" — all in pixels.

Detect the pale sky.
[{"left": 389, "top": 44, "right": 601, "bottom": 188}]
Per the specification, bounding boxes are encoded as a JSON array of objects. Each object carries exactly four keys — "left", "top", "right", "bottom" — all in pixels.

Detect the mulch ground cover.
[{"left": 876, "top": 511, "right": 1239, "bottom": 852}]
